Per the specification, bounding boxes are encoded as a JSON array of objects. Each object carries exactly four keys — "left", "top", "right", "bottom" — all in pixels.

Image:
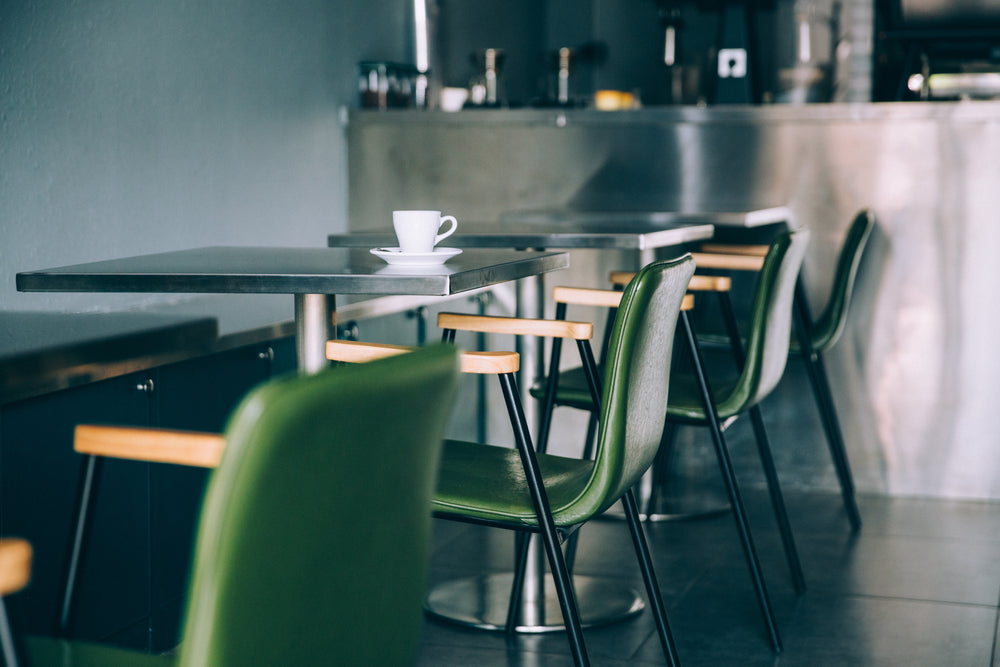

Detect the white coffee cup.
[{"left": 392, "top": 210, "right": 458, "bottom": 254}]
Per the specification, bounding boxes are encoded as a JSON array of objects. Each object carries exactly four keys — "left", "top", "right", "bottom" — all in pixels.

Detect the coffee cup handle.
[{"left": 436, "top": 216, "right": 458, "bottom": 245}]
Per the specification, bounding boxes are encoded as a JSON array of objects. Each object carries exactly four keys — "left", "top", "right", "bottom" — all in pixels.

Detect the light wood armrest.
[
  {"left": 688, "top": 275, "right": 732, "bottom": 292},
  {"left": 437, "top": 312, "right": 592, "bottom": 341},
  {"left": 0, "top": 539, "right": 32, "bottom": 596},
  {"left": 74, "top": 425, "right": 225, "bottom": 468},
  {"left": 610, "top": 272, "right": 728, "bottom": 292},
  {"left": 700, "top": 243, "right": 769, "bottom": 257},
  {"left": 552, "top": 287, "right": 623, "bottom": 309},
  {"left": 607, "top": 271, "right": 635, "bottom": 288},
  {"left": 325, "top": 340, "right": 519, "bottom": 375},
  {"left": 690, "top": 252, "right": 765, "bottom": 272},
  {"left": 554, "top": 284, "right": 693, "bottom": 312}
]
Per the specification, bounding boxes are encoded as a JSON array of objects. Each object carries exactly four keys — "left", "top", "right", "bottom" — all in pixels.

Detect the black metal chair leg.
[
  {"left": 680, "top": 312, "right": 782, "bottom": 652},
  {"left": 748, "top": 406, "right": 806, "bottom": 594},
  {"left": 646, "top": 421, "right": 678, "bottom": 517},
  {"left": 808, "top": 351, "right": 862, "bottom": 529},
  {"left": 794, "top": 282, "right": 862, "bottom": 530},
  {"left": 56, "top": 453, "right": 102, "bottom": 637},
  {"left": 622, "top": 489, "right": 681, "bottom": 667},
  {"left": 499, "top": 373, "right": 590, "bottom": 666}
]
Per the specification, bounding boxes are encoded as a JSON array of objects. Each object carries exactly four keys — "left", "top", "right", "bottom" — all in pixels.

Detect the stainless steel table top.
[
  {"left": 328, "top": 221, "right": 715, "bottom": 251},
  {"left": 498, "top": 207, "right": 791, "bottom": 229},
  {"left": 16, "top": 246, "right": 570, "bottom": 296},
  {"left": 17, "top": 246, "right": 570, "bottom": 374}
]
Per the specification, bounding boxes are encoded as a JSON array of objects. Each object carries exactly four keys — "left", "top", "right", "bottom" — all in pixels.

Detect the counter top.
[
  {"left": 0, "top": 310, "right": 218, "bottom": 404},
  {"left": 349, "top": 100, "right": 1000, "bottom": 126}
]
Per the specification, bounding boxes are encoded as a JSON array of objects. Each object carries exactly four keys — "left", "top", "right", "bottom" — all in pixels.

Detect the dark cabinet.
[
  {"left": 1, "top": 371, "right": 153, "bottom": 646},
  {"left": 0, "top": 336, "right": 294, "bottom": 653}
]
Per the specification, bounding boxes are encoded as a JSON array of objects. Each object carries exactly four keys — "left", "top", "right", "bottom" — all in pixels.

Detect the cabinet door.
[
  {"left": 1, "top": 372, "right": 151, "bottom": 646},
  {"left": 146, "top": 343, "right": 271, "bottom": 651}
]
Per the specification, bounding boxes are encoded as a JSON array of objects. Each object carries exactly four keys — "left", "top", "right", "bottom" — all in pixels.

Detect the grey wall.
[
  {"left": 1, "top": 0, "right": 409, "bottom": 312},
  {"left": 1, "top": 0, "right": 877, "bottom": 314}
]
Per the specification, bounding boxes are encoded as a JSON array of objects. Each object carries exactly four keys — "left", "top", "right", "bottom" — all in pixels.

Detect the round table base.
[
  {"left": 599, "top": 498, "right": 732, "bottom": 523},
  {"left": 425, "top": 573, "right": 644, "bottom": 633}
]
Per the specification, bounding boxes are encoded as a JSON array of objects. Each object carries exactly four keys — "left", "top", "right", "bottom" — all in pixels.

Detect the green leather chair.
[
  {"left": 535, "top": 231, "right": 811, "bottom": 653},
  {"left": 329, "top": 256, "right": 696, "bottom": 667},
  {"left": 695, "top": 210, "right": 875, "bottom": 530},
  {"left": 26, "top": 345, "right": 461, "bottom": 666},
  {"left": 790, "top": 210, "right": 873, "bottom": 530}
]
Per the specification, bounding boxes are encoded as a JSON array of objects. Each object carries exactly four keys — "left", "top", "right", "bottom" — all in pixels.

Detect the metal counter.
[
  {"left": 347, "top": 102, "right": 1000, "bottom": 501},
  {"left": 0, "top": 312, "right": 218, "bottom": 404}
]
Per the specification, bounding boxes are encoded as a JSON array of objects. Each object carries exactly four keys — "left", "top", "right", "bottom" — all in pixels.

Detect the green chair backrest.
[
  {"left": 809, "top": 209, "right": 876, "bottom": 352},
  {"left": 564, "top": 255, "right": 695, "bottom": 521},
  {"left": 177, "top": 345, "right": 460, "bottom": 667},
  {"left": 722, "top": 230, "right": 810, "bottom": 415}
]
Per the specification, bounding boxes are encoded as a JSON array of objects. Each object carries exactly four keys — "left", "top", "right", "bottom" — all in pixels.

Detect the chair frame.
[
  {"left": 538, "top": 282, "right": 785, "bottom": 653},
  {"left": 333, "top": 262, "right": 695, "bottom": 666},
  {"left": 429, "top": 312, "right": 677, "bottom": 667},
  {"left": 693, "top": 209, "right": 874, "bottom": 531}
]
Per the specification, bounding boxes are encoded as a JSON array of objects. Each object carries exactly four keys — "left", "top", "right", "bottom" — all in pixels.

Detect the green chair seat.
[{"left": 434, "top": 439, "right": 599, "bottom": 526}]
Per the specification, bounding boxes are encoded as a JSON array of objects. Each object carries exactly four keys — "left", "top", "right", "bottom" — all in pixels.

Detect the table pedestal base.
[{"left": 425, "top": 573, "right": 644, "bottom": 633}]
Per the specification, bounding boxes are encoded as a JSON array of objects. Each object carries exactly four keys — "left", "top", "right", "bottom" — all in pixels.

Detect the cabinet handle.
[
  {"left": 135, "top": 378, "right": 155, "bottom": 394},
  {"left": 258, "top": 346, "right": 275, "bottom": 362}
]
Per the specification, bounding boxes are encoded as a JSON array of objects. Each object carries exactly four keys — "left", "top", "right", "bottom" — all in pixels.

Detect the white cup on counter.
[{"left": 392, "top": 210, "right": 458, "bottom": 254}]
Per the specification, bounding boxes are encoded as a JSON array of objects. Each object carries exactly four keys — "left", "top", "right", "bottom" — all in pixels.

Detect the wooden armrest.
[
  {"left": 552, "top": 287, "right": 623, "bottom": 309},
  {"left": 700, "top": 243, "right": 769, "bottom": 257},
  {"left": 0, "top": 539, "right": 32, "bottom": 596},
  {"left": 688, "top": 275, "right": 731, "bottom": 292},
  {"left": 690, "top": 252, "right": 765, "bottom": 272},
  {"left": 325, "top": 340, "right": 519, "bottom": 375},
  {"left": 74, "top": 425, "right": 225, "bottom": 468},
  {"left": 607, "top": 271, "right": 634, "bottom": 288},
  {"left": 555, "top": 284, "right": 693, "bottom": 312},
  {"left": 437, "top": 312, "right": 592, "bottom": 341},
  {"left": 610, "top": 272, "right": 729, "bottom": 292}
]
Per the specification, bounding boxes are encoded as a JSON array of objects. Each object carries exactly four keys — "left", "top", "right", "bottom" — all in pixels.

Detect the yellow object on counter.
[{"left": 594, "top": 90, "right": 641, "bottom": 110}]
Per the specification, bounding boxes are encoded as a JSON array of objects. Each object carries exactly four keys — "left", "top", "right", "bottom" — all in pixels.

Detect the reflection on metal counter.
[{"left": 347, "top": 102, "right": 1000, "bottom": 502}]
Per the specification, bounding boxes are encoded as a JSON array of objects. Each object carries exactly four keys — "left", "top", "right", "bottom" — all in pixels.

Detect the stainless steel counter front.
[{"left": 347, "top": 102, "right": 1000, "bottom": 501}]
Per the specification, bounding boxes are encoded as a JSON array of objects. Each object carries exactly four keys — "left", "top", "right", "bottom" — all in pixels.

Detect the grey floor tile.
[
  {"left": 778, "top": 594, "right": 997, "bottom": 667},
  {"left": 420, "top": 488, "right": 1000, "bottom": 666}
]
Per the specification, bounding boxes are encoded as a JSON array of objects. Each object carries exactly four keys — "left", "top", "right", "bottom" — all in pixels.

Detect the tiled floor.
[{"left": 416, "top": 490, "right": 1000, "bottom": 665}]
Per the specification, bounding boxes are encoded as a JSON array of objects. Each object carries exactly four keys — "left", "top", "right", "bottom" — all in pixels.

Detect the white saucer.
[{"left": 370, "top": 247, "right": 462, "bottom": 266}]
